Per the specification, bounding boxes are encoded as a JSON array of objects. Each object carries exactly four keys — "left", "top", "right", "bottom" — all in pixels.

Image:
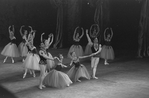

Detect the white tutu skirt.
[
  {"left": 23, "top": 53, "right": 40, "bottom": 70},
  {"left": 18, "top": 42, "right": 28, "bottom": 57},
  {"left": 46, "top": 53, "right": 55, "bottom": 69},
  {"left": 84, "top": 44, "right": 92, "bottom": 55},
  {"left": 43, "top": 70, "right": 72, "bottom": 88},
  {"left": 67, "top": 45, "right": 84, "bottom": 58},
  {"left": 67, "top": 65, "right": 90, "bottom": 82},
  {"left": 1, "top": 43, "right": 20, "bottom": 57},
  {"left": 100, "top": 45, "right": 115, "bottom": 60}
]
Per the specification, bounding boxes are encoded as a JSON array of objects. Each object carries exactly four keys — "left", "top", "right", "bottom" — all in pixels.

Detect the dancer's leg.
[
  {"left": 11, "top": 57, "right": 14, "bottom": 63},
  {"left": 39, "top": 64, "right": 46, "bottom": 89},
  {"left": 23, "top": 68, "right": 28, "bottom": 78},
  {"left": 92, "top": 57, "right": 99, "bottom": 79},
  {"left": 104, "top": 59, "right": 109, "bottom": 65},
  {"left": 3, "top": 56, "right": 8, "bottom": 63}
]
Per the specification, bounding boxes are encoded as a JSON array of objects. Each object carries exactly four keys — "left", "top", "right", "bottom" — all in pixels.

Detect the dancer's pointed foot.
[
  {"left": 22, "top": 59, "right": 25, "bottom": 62},
  {"left": 77, "top": 79, "right": 81, "bottom": 82},
  {"left": 23, "top": 74, "right": 26, "bottom": 79},
  {"left": 3, "top": 60, "right": 6, "bottom": 63},
  {"left": 92, "top": 76, "right": 98, "bottom": 79},
  {"left": 104, "top": 62, "right": 109, "bottom": 65},
  {"left": 12, "top": 60, "right": 14, "bottom": 63},
  {"left": 33, "top": 73, "right": 36, "bottom": 78}
]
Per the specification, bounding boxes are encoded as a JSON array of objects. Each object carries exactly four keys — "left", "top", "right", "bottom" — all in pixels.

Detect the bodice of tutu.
[
  {"left": 30, "top": 47, "right": 37, "bottom": 54},
  {"left": 73, "top": 62, "right": 81, "bottom": 68},
  {"left": 91, "top": 46, "right": 100, "bottom": 57},
  {"left": 73, "top": 41, "right": 80, "bottom": 45},
  {"left": 22, "top": 38, "right": 26, "bottom": 43},
  {"left": 105, "top": 40, "right": 111, "bottom": 46},
  {"left": 55, "top": 64, "right": 62, "bottom": 71},
  {"left": 39, "top": 49, "right": 48, "bottom": 65},
  {"left": 10, "top": 38, "right": 16, "bottom": 44}
]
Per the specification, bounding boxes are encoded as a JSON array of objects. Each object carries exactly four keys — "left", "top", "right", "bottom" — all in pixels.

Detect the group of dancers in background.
[{"left": 0, "top": 24, "right": 114, "bottom": 90}]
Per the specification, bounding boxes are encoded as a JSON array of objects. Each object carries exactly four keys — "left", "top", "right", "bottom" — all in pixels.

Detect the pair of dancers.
[
  {"left": 85, "top": 25, "right": 114, "bottom": 65},
  {"left": 38, "top": 32, "right": 102, "bottom": 89}
]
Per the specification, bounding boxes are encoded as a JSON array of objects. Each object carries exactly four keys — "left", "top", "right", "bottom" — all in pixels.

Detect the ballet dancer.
[
  {"left": 1, "top": 25, "right": 20, "bottom": 63},
  {"left": 23, "top": 26, "right": 40, "bottom": 78},
  {"left": 18, "top": 25, "right": 28, "bottom": 62},
  {"left": 100, "top": 27, "right": 115, "bottom": 65},
  {"left": 67, "top": 26, "right": 84, "bottom": 58}
]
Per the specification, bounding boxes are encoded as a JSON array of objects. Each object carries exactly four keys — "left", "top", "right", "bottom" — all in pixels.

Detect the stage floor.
[{"left": 0, "top": 48, "right": 149, "bottom": 98}]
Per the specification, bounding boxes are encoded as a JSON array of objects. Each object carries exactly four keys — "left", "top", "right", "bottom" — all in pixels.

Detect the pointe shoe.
[
  {"left": 33, "top": 74, "right": 36, "bottom": 78},
  {"left": 39, "top": 86, "right": 43, "bottom": 90},
  {"left": 93, "top": 76, "right": 98, "bottom": 79},
  {"left": 104, "top": 62, "right": 109, "bottom": 65},
  {"left": 23, "top": 74, "right": 26, "bottom": 79},
  {"left": 12, "top": 60, "right": 14, "bottom": 63},
  {"left": 3, "top": 60, "right": 6, "bottom": 63},
  {"left": 42, "top": 85, "right": 46, "bottom": 88},
  {"left": 77, "top": 79, "right": 81, "bottom": 82},
  {"left": 22, "top": 59, "right": 25, "bottom": 62}
]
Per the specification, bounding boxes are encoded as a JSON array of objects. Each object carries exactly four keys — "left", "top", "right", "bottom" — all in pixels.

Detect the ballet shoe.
[
  {"left": 23, "top": 74, "right": 26, "bottom": 79},
  {"left": 39, "top": 86, "right": 43, "bottom": 90},
  {"left": 3, "top": 60, "right": 6, "bottom": 63},
  {"left": 33, "top": 74, "right": 36, "bottom": 78},
  {"left": 104, "top": 62, "right": 109, "bottom": 65},
  {"left": 12, "top": 60, "right": 14, "bottom": 63},
  {"left": 22, "top": 59, "right": 25, "bottom": 62},
  {"left": 93, "top": 76, "right": 98, "bottom": 79},
  {"left": 77, "top": 79, "right": 81, "bottom": 82}
]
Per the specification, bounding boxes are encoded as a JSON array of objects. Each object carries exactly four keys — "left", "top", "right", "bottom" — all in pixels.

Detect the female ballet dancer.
[
  {"left": 39, "top": 39, "right": 72, "bottom": 89},
  {"left": 67, "top": 26, "right": 84, "bottom": 59},
  {"left": 54, "top": 54, "right": 67, "bottom": 71},
  {"left": 41, "top": 32, "right": 55, "bottom": 69},
  {"left": 1, "top": 25, "right": 20, "bottom": 63},
  {"left": 23, "top": 26, "right": 40, "bottom": 78},
  {"left": 67, "top": 51, "right": 92, "bottom": 82},
  {"left": 100, "top": 27, "right": 114, "bottom": 65},
  {"left": 18, "top": 25, "right": 28, "bottom": 62}
]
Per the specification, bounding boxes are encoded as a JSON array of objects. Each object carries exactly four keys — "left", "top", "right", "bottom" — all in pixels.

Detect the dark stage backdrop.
[{"left": 0, "top": 0, "right": 142, "bottom": 51}]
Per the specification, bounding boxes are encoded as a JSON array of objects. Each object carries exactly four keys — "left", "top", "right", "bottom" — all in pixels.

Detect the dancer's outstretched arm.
[
  {"left": 20, "top": 25, "right": 24, "bottom": 37},
  {"left": 110, "top": 28, "right": 113, "bottom": 41},
  {"left": 39, "top": 50, "right": 54, "bottom": 61},
  {"left": 41, "top": 33, "right": 45, "bottom": 43}
]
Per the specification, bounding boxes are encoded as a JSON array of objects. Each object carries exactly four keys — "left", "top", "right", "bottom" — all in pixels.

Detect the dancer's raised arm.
[
  {"left": 86, "top": 29, "right": 93, "bottom": 45},
  {"left": 41, "top": 33, "right": 45, "bottom": 43},
  {"left": 79, "top": 27, "right": 84, "bottom": 39},
  {"left": 110, "top": 28, "right": 113, "bottom": 41},
  {"left": 20, "top": 25, "right": 25, "bottom": 36},
  {"left": 47, "top": 33, "right": 54, "bottom": 48}
]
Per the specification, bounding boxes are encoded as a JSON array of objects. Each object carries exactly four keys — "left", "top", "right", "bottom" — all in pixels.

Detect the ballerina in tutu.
[
  {"left": 41, "top": 32, "right": 55, "bottom": 70},
  {"left": 67, "top": 26, "right": 84, "bottom": 59},
  {"left": 18, "top": 25, "right": 28, "bottom": 62},
  {"left": 100, "top": 27, "right": 114, "bottom": 65},
  {"left": 23, "top": 26, "right": 40, "bottom": 78},
  {"left": 54, "top": 54, "right": 67, "bottom": 71},
  {"left": 38, "top": 40, "right": 72, "bottom": 89},
  {"left": 84, "top": 24, "right": 100, "bottom": 55},
  {"left": 1, "top": 25, "right": 20, "bottom": 63},
  {"left": 67, "top": 48, "right": 101, "bottom": 82}
]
